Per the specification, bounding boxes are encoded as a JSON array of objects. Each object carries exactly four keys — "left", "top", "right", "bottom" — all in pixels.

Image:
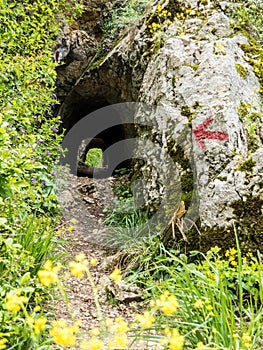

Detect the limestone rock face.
[
  {"left": 58, "top": 0, "right": 263, "bottom": 249},
  {"left": 54, "top": 20, "right": 97, "bottom": 101},
  {"left": 138, "top": 11, "right": 262, "bottom": 226}
]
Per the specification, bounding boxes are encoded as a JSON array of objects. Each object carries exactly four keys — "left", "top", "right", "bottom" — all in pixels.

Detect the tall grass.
[{"left": 124, "top": 231, "right": 263, "bottom": 349}]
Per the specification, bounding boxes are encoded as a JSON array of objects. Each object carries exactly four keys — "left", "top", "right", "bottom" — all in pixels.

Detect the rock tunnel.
[{"left": 59, "top": 93, "right": 138, "bottom": 178}]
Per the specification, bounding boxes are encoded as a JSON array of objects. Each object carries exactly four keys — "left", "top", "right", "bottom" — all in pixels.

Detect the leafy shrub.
[
  {"left": 0, "top": 0, "right": 82, "bottom": 348},
  {"left": 85, "top": 148, "right": 103, "bottom": 167}
]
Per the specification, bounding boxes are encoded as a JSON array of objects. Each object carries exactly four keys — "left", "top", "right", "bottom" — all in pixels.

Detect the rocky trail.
[{"left": 54, "top": 172, "right": 149, "bottom": 349}]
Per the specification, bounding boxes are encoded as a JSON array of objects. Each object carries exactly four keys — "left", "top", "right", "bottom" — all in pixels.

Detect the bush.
[{"left": 0, "top": 0, "right": 82, "bottom": 348}]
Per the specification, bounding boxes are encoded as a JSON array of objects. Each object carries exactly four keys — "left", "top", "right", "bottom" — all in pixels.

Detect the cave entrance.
[{"left": 60, "top": 100, "right": 138, "bottom": 179}]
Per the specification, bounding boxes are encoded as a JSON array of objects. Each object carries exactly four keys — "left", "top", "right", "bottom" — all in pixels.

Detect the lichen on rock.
[{"left": 57, "top": 0, "right": 263, "bottom": 252}]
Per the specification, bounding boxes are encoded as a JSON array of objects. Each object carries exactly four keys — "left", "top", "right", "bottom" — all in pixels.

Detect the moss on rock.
[
  {"left": 235, "top": 63, "right": 248, "bottom": 79},
  {"left": 238, "top": 157, "right": 256, "bottom": 172}
]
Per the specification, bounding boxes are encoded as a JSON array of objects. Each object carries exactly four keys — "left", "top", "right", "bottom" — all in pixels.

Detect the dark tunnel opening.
[{"left": 60, "top": 99, "right": 138, "bottom": 178}]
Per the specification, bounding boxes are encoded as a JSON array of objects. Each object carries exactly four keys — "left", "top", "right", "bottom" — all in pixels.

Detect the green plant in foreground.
[
  {"left": 125, "top": 229, "right": 263, "bottom": 349},
  {"left": 27, "top": 253, "right": 186, "bottom": 349},
  {"left": 0, "top": 0, "right": 83, "bottom": 347},
  {"left": 3, "top": 228, "right": 262, "bottom": 349}
]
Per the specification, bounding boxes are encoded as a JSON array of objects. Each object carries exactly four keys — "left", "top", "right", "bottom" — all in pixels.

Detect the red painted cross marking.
[{"left": 193, "top": 116, "right": 229, "bottom": 150}]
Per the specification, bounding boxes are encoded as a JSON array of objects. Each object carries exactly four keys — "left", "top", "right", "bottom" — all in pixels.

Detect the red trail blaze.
[{"left": 193, "top": 117, "right": 229, "bottom": 150}]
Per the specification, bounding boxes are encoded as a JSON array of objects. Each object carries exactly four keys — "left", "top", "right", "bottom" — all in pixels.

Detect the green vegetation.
[
  {"left": 85, "top": 148, "right": 103, "bottom": 167},
  {"left": 102, "top": 168, "right": 153, "bottom": 249},
  {"left": 228, "top": 0, "right": 263, "bottom": 43},
  {"left": 229, "top": 0, "right": 263, "bottom": 99},
  {"left": 123, "top": 235, "right": 263, "bottom": 349},
  {"left": 97, "top": 169, "right": 263, "bottom": 349},
  {"left": 0, "top": 0, "right": 81, "bottom": 348},
  {"left": 91, "top": 0, "right": 150, "bottom": 65},
  {"left": 1, "top": 0, "right": 263, "bottom": 348},
  {"left": 237, "top": 102, "right": 262, "bottom": 151}
]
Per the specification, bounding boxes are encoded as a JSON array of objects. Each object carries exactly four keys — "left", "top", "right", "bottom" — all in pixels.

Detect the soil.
[{"left": 53, "top": 171, "right": 152, "bottom": 349}]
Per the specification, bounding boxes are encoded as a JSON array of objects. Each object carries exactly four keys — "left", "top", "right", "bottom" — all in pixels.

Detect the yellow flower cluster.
[
  {"left": 135, "top": 311, "right": 155, "bottom": 328},
  {"left": 225, "top": 247, "right": 238, "bottom": 266},
  {"left": 69, "top": 253, "right": 97, "bottom": 278},
  {"left": 242, "top": 332, "right": 252, "bottom": 348},
  {"left": 81, "top": 337, "right": 104, "bottom": 350},
  {"left": 81, "top": 316, "right": 129, "bottom": 350},
  {"left": 194, "top": 299, "right": 214, "bottom": 316},
  {"left": 109, "top": 267, "right": 122, "bottom": 282},
  {"left": 148, "top": 4, "right": 172, "bottom": 33},
  {"left": 27, "top": 316, "right": 47, "bottom": 335},
  {"left": 0, "top": 338, "right": 8, "bottom": 350},
  {"left": 159, "top": 328, "right": 185, "bottom": 350},
  {"left": 50, "top": 319, "right": 79, "bottom": 347},
  {"left": 155, "top": 290, "right": 179, "bottom": 315},
  {"left": 5, "top": 289, "right": 29, "bottom": 313},
  {"left": 196, "top": 341, "right": 217, "bottom": 350},
  {"left": 194, "top": 299, "right": 204, "bottom": 309},
  {"left": 38, "top": 260, "right": 61, "bottom": 286}
]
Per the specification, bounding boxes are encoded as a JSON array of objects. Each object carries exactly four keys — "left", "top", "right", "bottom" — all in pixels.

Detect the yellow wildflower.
[
  {"left": 50, "top": 319, "right": 79, "bottom": 347},
  {"left": 90, "top": 258, "right": 97, "bottom": 266},
  {"left": 160, "top": 328, "right": 184, "bottom": 350},
  {"left": 5, "top": 291, "right": 29, "bottom": 313},
  {"left": 135, "top": 311, "right": 155, "bottom": 328},
  {"left": 196, "top": 342, "right": 217, "bottom": 350},
  {"left": 34, "top": 318, "right": 47, "bottom": 335},
  {"left": 38, "top": 260, "right": 61, "bottom": 286},
  {"left": 156, "top": 291, "right": 179, "bottom": 315},
  {"left": 206, "top": 304, "right": 213, "bottom": 311},
  {"left": 52, "top": 319, "right": 67, "bottom": 327},
  {"left": 91, "top": 328, "right": 100, "bottom": 336},
  {"left": 194, "top": 299, "right": 204, "bottom": 309},
  {"left": 169, "top": 328, "right": 185, "bottom": 350},
  {"left": 0, "top": 338, "right": 8, "bottom": 350},
  {"left": 33, "top": 305, "right": 41, "bottom": 312},
  {"left": 114, "top": 316, "right": 128, "bottom": 334},
  {"left": 75, "top": 253, "right": 86, "bottom": 262},
  {"left": 229, "top": 248, "right": 238, "bottom": 255},
  {"left": 26, "top": 316, "right": 34, "bottom": 325},
  {"left": 38, "top": 270, "right": 58, "bottom": 286},
  {"left": 52, "top": 263, "right": 62, "bottom": 273},
  {"left": 114, "top": 333, "right": 129, "bottom": 349},
  {"left": 82, "top": 338, "right": 104, "bottom": 350},
  {"left": 242, "top": 332, "right": 251, "bottom": 345},
  {"left": 109, "top": 268, "right": 122, "bottom": 282},
  {"left": 69, "top": 261, "right": 86, "bottom": 278},
  {"left": 225, "top": 247, "right": 237, "bottom": 257},
  {"left": 106, "top": 318, "right": 114, "bottom": 326},
  {"left": 43, "top": 260, "right": 53, "bottom": 271}
]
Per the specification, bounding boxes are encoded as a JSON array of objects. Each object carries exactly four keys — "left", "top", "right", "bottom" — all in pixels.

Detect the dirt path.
[{"left": 54, "top": 171, "right": 148, "bottom": 348}]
